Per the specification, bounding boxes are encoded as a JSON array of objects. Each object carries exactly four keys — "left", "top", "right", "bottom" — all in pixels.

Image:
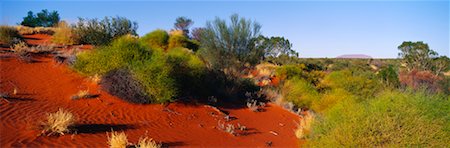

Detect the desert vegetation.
[{"left": 1, "top": 6, "right": 448, "bottom": 147}]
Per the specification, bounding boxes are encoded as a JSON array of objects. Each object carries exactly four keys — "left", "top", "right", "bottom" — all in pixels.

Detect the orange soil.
[{"left": 0, "top": 34, "right": 301, "bottom": 147}]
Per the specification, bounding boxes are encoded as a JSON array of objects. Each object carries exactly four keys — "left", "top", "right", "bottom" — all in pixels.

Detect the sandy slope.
[{"left": 0, "top": 35, "right": 301, "bottom": 147}]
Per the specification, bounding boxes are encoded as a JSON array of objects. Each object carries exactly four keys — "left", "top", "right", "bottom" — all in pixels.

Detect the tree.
[
  {"left": 253, "top": 35, "right": 298, "bottom": 58},
  {"left": 432, "top": 56, "right": 450, "bottom": 76},
  {"left": 191, "top": 27, "right": 205, "bottom": 41},
  {"left": 199, "top": 14, "right": 262, "bottom": 71},
  {"left": 174, "top": 17, "right": 193, "bottom": 37},
  {"left": 20, "top": 9, "right": 60, "bottom": 27},
  {"left": 398, "top": 41, "right": 437, "bottom": 71}
]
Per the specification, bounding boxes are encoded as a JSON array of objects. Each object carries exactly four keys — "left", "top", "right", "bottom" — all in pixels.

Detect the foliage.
[
  {"left": 101, "top": 68, "right": 149, "bottom": 103},
  {"left": 72, "top": 35, "right": 151, "bottom": 75},
  {"left": 281, "top": 77, "right": 319, "bottom": 108},
  {"left": 252, "top": 35, "right": 298, "bottom": 58},
  {"left": 321, "top": 70, "right": 380, "bottom": 98},
  {"left": 140, "top": 29, "right": 169, "bottom": 50},
  {"left": 399, "top": 69, "right": 444, "bottom": 93},
  {"left": 167, "top": 34, "right": 199, "bottom": 51},
  {"left": 276, "top": 64, "right": 324, "bottom": 87},
  {"left": 199, "top": 14, "right": 262, "bottom": 70},
  {"left": 307, "top": 90, "right": 449, "bottom": 147},
  {"left": 167, "top": 48, "right": 206, "bottom": 96},
  {"left": 21, "top": 9, "right": 60, "bottom": 27},
  {"left": 378, "top": 65, "right": 400, "bottom": 88},
  {"left": 52, "top": 21, "right": 78, "bottom": 45},
  {"left": 191, "top": 27, "right": 205, "bottom": 41},
  {"left": 174, "top": 16, "right": 193, "bottom": 37},
  {"left": 432, "top": 56, "right": 450, "bottom": 75},
  {"left": 311, "top": 88, "right": 355, "bottom": 113},
  {"left": 0, "top": 26, "right": 22, "bottom": 46},
  {"left": 398, "top": 41, "right": 437, "bottom": 71},
  {"left": 131, "top": 53, "right": 177, "bottom": 103},
  {"left": 74, "top": 16, "right": 138, "bottom": 45}
]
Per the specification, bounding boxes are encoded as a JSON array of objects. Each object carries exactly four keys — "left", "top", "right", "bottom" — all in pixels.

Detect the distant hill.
[{"left": 336, "top": 54, "right": 372, "bottom": 59}]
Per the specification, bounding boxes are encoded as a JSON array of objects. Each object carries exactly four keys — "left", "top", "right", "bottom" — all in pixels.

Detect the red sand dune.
[{"left": 0, "top": 35, "right": 301, "bottom": 147}]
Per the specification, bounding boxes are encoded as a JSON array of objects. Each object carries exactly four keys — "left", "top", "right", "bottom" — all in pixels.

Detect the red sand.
[{"left": 0, "top": 35, "right": 301, "bottom": 147}]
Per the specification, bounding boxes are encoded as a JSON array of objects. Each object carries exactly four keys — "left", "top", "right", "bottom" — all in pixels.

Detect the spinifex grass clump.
[
  {"left": 107, "top": 130, "right": 128, "bottom": 148},
  {"left": 0, "top": 26, "right": 22, "bottom": 46},
  {"left": 40, "top": 108, "right": 76, "bottom": 136}
]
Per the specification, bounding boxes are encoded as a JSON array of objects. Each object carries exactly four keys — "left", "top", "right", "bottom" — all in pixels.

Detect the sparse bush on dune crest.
[
  {"left": 0, "top": 26, "right": 22, "bottom": 46},
  {"left": 74, "top": 16, "right": 138, "bottom": 45},
  {"left": 52, "top": 21, "right": 79, "bottom": 45}
]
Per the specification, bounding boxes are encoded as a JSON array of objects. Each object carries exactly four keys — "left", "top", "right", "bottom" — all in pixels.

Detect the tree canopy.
[
  {"left": 20, "top": 9, "right": 60, "bottom": 27},
  {"left": 199, "top": 14, "right": 262, "bottom": 70}
]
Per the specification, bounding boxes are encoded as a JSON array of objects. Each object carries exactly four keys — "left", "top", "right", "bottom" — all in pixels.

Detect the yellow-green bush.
[
  {"left": 306, "top": 90, "right": 449, "bottom": 147},
  {"left": 140, "top": 29, "right": 169, "bottom": 50},
  {"left": 168, "top": 35, "right": 188, "bottom": 49},
  {"left": 131, "top": 54, "right": 177, "bottom": 103},
  {"left": 281, "top": 77, "right": 319, "bottom": 108},
  {"left": 321, "top": 70, "right": 380, "bottom": 98},
  {"left": 311, "top": 88, "right": 355, "bottom": 113},
  {"left": 72, "top": 35, "right": 151, "bottom": 75},
  {"left": 52, "top": 21, "right": 78, "bottom": 45}
]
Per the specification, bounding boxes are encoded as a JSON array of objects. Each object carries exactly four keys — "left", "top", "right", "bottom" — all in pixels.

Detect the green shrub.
[
  {"left": 74, "top": 16, "right": 138, "bottom": 45},
  {"left": 321, "top": 70, "right": 380, "bottom": 98},
  {"left": 307, "top": 90, "right": 449, "bottom": 147},
  {"left": 276, "top": 64, "right": 325, "bottom": 87},
  {"left": 0, "top": 26, "right": 22, "bottom": 46},
  {"left": 140, "top": 29, "right": 169, "bottom": 50},
  {"left": 281, "top": 77, "right": 319, "bottom": 108},
  {"left": 167, "top": 47, "right": 206, "bottom": 97},
  {"left": 378, "top": 65, "right": 400, "bottom": 88},
  {"left": 52, "top": 21, "right": 78, "bottom": 45},
  {"left": 72, "top": 35, "right": 151, "bottom": 75},
  {"left": 311, "top": 88, "right": 355, "bottom": 113},
  {"left": 131, "top": 53, "right": 177, "bottom": 103},
  {"left": 168, "top": 35, "right": 188, "bottom": 49}
]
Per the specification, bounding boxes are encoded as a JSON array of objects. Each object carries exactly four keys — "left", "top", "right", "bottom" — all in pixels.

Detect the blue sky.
[{"left": 1, "top": 0, "right": 449, "bottom": 58}]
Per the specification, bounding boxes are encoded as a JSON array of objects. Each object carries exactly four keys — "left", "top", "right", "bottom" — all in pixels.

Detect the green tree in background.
[
  {"left": 174, "top": 17, "right": 193, "bottom": 37},
  {"left": 398, "top": 41, "right": 437, "bottom": 71},
  {"left": 21, "top": 9, "right": 60, "bottom": 27}
]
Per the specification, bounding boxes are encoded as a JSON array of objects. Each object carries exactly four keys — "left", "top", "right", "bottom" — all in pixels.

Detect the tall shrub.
[
  {"left": 199, "top": 14, "right": 262, "bottom": 70},
  {"left": 52, "top": 21, "right": 78, "bottom": 45},
  {"left": 74, "top": 16, "right": 138, "bottom": 45}
]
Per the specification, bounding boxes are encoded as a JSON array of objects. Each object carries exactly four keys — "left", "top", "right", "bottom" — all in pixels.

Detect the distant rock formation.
[{"left": 336, "top": 54, "right": 372, "bottom": 59}]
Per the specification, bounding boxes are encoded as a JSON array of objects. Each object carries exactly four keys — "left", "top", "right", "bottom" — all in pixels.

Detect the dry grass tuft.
[
  {"left": 40, "top": 108, "right": 76, "bottom": 136},
  {"left": 137, "top": 137, "right": 161, "bottom": 148},
  {"left": 295, "top": 111, "right": 314, "bottom": 139},
  {"left": 71, "top": 90, "right": 89, "bottom": 100},
  {"left": 107, "top": 130, "right": 129, "bottom": 148}
]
